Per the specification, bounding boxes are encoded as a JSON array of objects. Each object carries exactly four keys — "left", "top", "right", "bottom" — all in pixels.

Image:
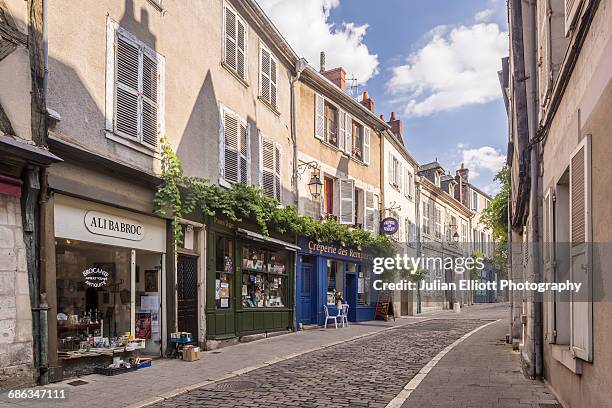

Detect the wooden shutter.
[
  {"left": 115, "top": 35, "right": 140, "bottom": 141},
  {"left": 237, "top": 18, "right": 247, "bottom": 80},
  {"left": 404, "top": 168, "right": 410, "bottom": 198},
  {"left": 339, "top": 179, "right": 355, "bottom": 225},
  {"left": 544, "top": 189, "right": 557, "bottom": 343},
  {"left": 315, "top": 94, "right": 325, "bottom": 140},
  {"left": 224, "top": 6, "right": 237, "bottom": 71},
  {"left": 274, "top": 144, "right": 281, "bottom": 201},
  {"left": 260, "top": 47, "right": 271, "bottom": 103},
  {"left": 388, "top": 152, "right": 394, "bottom": 186},
  {"left": 141, "top": 51, "right": 159, "bottom": 148},
  {"left": 373, "top": 193, "right": 379, "bottom": 235},
  {"left": 270, "top": 58, "right": 277, "bottom": 108},
  {"left": 240, "top": 120, "right": 249, "bottom": 183},
  {"left": 539, "top": 4, "right": 552, "bottom": 112},
  {"left": 365, "top": 191, "right": 375, "bottom": 232},
  {"left": 261, "top": 138, "right": 275, "bottom": 198},
  {"left": 363, "top": 127, "right": 371, "bottom": 165},
  {"left": 345, "top": 114, "right": 353, "bottom": 155},
  {"left": 223, "top": 110, "right": 240, "bottom": 184},
  {"left": 569, "top": 134, "right": 592, "bottom": 361},
  {"left": 338, "top": 111, "right": 346, "bottom": 151},
  {"left": 398, "top": 162, "right": 403, "bottom": 193}
]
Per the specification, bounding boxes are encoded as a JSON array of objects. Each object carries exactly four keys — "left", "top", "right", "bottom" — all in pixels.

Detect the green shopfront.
[{"left": 205, "top": 219, "right": 297, "bottom": 342}]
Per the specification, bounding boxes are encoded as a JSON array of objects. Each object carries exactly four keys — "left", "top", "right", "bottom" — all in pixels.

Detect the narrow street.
[{"left": 0, "top": 303, "right": 559, "bottom": 408}]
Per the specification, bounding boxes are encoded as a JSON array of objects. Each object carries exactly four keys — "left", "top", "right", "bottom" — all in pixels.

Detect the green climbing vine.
[{"left": 153, "top": 139, "right": 396, "bottom": 256}]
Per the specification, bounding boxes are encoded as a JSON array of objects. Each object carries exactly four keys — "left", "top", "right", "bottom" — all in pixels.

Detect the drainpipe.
[
  {"left": 415, "top": 178, "right": 421, "bottom": 314},
  {"left": 524, "top": 0, "right": 542, "bottom": 379},
  {"left": 290, "top": 58, "right": 308, "bottom": 331}
]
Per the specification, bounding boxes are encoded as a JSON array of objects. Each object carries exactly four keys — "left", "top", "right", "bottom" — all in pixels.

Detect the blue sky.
[{"left": 260, "top": 0, "right": 508, "bottom": 194}]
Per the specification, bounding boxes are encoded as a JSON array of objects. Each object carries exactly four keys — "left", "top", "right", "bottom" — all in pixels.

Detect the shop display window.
[
  {"left": 55, "top": 239, "right": 132, "bottom": 352},
  {"left": 215, "top": 235, "right": 234, "bottom": 309},
  {"left": 326, "top": 260, "right": 343, "bottom": 305},
  {"left": 358, "top": 265, "right": 371, "bottom": 305},
  {"left": 241, "top": 245, "right": 287, "bottom": 308}
]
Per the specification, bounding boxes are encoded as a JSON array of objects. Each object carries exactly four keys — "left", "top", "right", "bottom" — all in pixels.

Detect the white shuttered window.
[
  {"left": 109, "top": 23, "right": 163, "bottom": 150},
  {"left": 220, "top": 107, "right": 250, "bottom": 185},
  {"left": 224, "top": 3, "right": 248, "bottom": 81},
  {"left": 569, "top": 134, "right": 592, "bottom": 361},
  {"left": 260, "top": 136, "right": 282, "bottom": 201},
  {"left": 260, "top": 45, "right": 278, "bottom": 109},
  {"left": 338, "top": 179, "right": 355, "bottom": 225}
]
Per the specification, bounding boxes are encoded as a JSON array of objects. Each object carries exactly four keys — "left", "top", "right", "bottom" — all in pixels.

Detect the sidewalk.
[
  {"left": 398, "top": 317, "right": 560, "bottom": 408},
  {"left": 0, "top": 315, "right": 429, "bottom": 408}
]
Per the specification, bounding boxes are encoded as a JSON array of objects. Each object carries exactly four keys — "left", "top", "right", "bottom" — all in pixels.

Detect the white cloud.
[
  {"left": 474, "top": 9, "right": 495, "bottom": 22},
  {"left": 258, "top": 0, "right": 379, "bottom": 84},
  {"left": 387, "top": 23, "right": 507, "bottom": 117},
  {"left": 461, "top": 146, "right": 505, "bottom": 179}
]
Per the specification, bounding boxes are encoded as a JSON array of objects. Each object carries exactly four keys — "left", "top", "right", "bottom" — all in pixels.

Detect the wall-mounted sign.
[
  {"left": 84, "top": 210, "right": 144, "bottom": 241},
  {"left": 381, "top": 217, "right": 399, "bottom": 235},
  {"left": 82, "top": 267, "right": 110, "bottom": 288},
  {"left": 304, "top": 240, "right": 373, "bottom": 261}
]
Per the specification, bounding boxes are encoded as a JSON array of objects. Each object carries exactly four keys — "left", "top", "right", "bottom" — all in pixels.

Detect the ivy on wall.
[{"left": 153, "top": 139, "right": 396, "bottom": 256}]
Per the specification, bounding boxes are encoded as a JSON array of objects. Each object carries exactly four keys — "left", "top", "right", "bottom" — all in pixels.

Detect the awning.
[{"left": 236, "top": 228, "right": 300, "bottom": 251}]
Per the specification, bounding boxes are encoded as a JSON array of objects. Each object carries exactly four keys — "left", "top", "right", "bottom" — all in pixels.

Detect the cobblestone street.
[{"left": 149, "top": 319, "right": 488, "bottom": 408}]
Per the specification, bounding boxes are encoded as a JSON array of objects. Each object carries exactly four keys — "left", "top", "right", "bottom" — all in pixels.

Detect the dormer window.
[
  {"left": 449, "top": 183, "right": 455, "bottom": 197},
  {"left": 434, "top": 172, "right": 441, "bottom": 187}
]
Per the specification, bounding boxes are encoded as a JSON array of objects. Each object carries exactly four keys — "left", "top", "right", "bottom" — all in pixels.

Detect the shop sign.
[
  {"left": 305, "top": 240, "right": 372, "bottom": 261},
  {"left": 84, "top": 210, "right": 144, "bottom": 241},
  {"left": 82, "top": 267, "right": 110, "bottom": 288},
  {"left": 380, "top": 217, "right": 399, "bottom": 235}
]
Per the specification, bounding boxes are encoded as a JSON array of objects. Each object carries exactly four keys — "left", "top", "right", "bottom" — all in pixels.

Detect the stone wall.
[{"left": 0, "top": 194, "right": 34, "bottom": 389}]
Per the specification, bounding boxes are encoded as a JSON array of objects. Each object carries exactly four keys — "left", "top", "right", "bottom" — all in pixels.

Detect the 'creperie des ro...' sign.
[{"left": 84, "top": 210, "right": 144, "bottom": 241}]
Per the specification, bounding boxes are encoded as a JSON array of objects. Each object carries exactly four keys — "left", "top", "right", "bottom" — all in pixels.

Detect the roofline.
[
  {"left": 468, "top": 183, "right": 493, "bottom": 200},
  {"left": 300, "top": 66, "right": 390, "bottom": 132},
  {"left": 420, "top": 177, "right": 473, "bottom": 216},
  {"left": 383, "top": 129, "right": 419, "bottom": 167}
]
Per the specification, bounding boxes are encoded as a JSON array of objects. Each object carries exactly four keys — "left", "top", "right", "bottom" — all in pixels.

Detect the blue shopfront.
[{"left": 296, "top": 238, "right": 375, "bottom": 326}]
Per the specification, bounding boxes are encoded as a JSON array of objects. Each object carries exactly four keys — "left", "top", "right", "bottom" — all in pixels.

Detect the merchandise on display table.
[{"left": 58, "top": 330, "right": 145, "bottom": 359}]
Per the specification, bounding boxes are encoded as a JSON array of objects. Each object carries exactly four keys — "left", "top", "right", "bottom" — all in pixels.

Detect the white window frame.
[
  {"left": 223, "top": 1, "right": 248, "bottom": 82},
  {"left": 259, "top": 132, "right": 282, "bottom": 201},
  {"left": 259, "top": 43, "right": 278, "bottom": 110},
  {"left": 105, "top": 18, "right": 165, "bottom": 153},
  {"left": 219, "top": 104, "right": 250, "bottom": 187}
]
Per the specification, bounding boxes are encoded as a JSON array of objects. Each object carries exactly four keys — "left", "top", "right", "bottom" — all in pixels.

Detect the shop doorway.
[
  {"left": 299, "top": 258, "right": 315, "bottom": 324},
  {"left": 177, "top": 255, "right": 198, "bottom": 341},
  {"left": 135, "top": 251, "right": 163, "bottom": 355},
  {"left": 346, "top": 273, "right": 357, "bottom": 321}
]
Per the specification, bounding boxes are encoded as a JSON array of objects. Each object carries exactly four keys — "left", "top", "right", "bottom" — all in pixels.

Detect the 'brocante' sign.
[{"left": 84, "top": 210, "right": 144, "bottom": 241}]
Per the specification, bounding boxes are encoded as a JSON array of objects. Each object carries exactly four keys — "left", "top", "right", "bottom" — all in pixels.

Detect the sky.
[{"left": 258, "top": 0, "right": 509, "bottom": 195}]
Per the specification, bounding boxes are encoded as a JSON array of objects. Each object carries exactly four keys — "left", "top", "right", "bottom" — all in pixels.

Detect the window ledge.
[
  {"left": 258, "top": 97, "right": 280, "bottom": 116},
  {"left": 105, "top": 131, "right": 160, "bottom": 159},
  {"left": 551, "top": 344, "right": 583, "bottom": 374},
  {"left": 221, "top": 61, "right": 249, "bottom": 88},
  {"left": 218, "top": 178, "right": 232, "bottom": 189}
]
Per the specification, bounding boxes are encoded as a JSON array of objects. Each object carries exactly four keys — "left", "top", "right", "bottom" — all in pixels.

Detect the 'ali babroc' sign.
[{"left": 84, "top": 210, "right": 144, "bottom": 241}]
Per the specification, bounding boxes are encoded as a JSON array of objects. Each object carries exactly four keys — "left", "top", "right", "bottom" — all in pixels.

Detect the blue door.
[
  {"left": 299, "top": 259, "right": 315, "bottom": 324},
  {"left": 346, "top": 272, "right": 357, "bottom": 321}
]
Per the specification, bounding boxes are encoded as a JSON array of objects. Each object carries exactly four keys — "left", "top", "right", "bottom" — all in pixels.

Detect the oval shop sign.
[
  {"left": 381, "top": 217, "right": 399, "bottom": 235},
  {"left": 85, "top": 210, "right": 144, "bottom": 241}
]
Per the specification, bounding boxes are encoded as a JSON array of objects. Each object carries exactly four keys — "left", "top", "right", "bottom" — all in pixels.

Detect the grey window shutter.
[
  {"left": 564, "top": 0, "right": 581, "bottom": 35},
  {"left": 237, "top": 19, "right": 247, "bottom": 80},
  {"left": 345, "top": 114, "right": 353, "bottom": 155},
  {"left": 339, "top": 179, "right": 355, "bottom": 225},
  {"left": 224, "top": 7, "right": 237, "bottom": 71},
  {"left": 333, "top": 178, "right": 340, "bottom": 219},
  {"left": 260, "top": 48, "right": 271, "bottom": 103},
  {"left": 363, "top": 127, "right": 371, "bottom": 165},
  {"left": 141, "top": 52, "right": 158, "bottom": 148},
  {"left": 569, "top": 134, "right": 592, "bottom": 361},
  {"left": 544, "top": 189, "right": 556, "bottom": 343},
  {"left": 373, "top": 193, "right": 379, "bottom": 235},
  {"left": 270, "top": 58, "right": 277, "bottom": 109},
  {"left": 224, "top": 111, "right": 240, "bottom": 184},
  {"left": 261, "top": 138, "right": 275, "bottom": 198},
  {"left": 365, "top": 191, "right": 374, "bottom": 232},
  {"left": 274, "top": 144, "right": 281, "bottom": 201},
  {"left": 115, "top": 35, "right": 139, "bottom": 140},
  {"left": 240, "top": 120, "right": 249, "bottom": 183},
  {"left": 338, "top": 110, "right": 346, "bottom": 152},
  {"left": 315, "top": 94, "right": 324, "bottom": 140}
]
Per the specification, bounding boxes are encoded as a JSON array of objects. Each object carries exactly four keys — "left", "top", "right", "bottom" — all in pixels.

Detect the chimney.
[
  {"left": 321, "top": 67, "right": 346, "bottom": 92},
  {"left": 360, "top": 91, "right": 375, "bottom": 112},
  {"left": 456, "top": 162, "right": 469, "bottom": 184},
  {"left": 387, "top": 111, "right": 403, "bottom": 139},
  {"left": 320, "top": 51, "right": 326, "bottom": 73}
]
